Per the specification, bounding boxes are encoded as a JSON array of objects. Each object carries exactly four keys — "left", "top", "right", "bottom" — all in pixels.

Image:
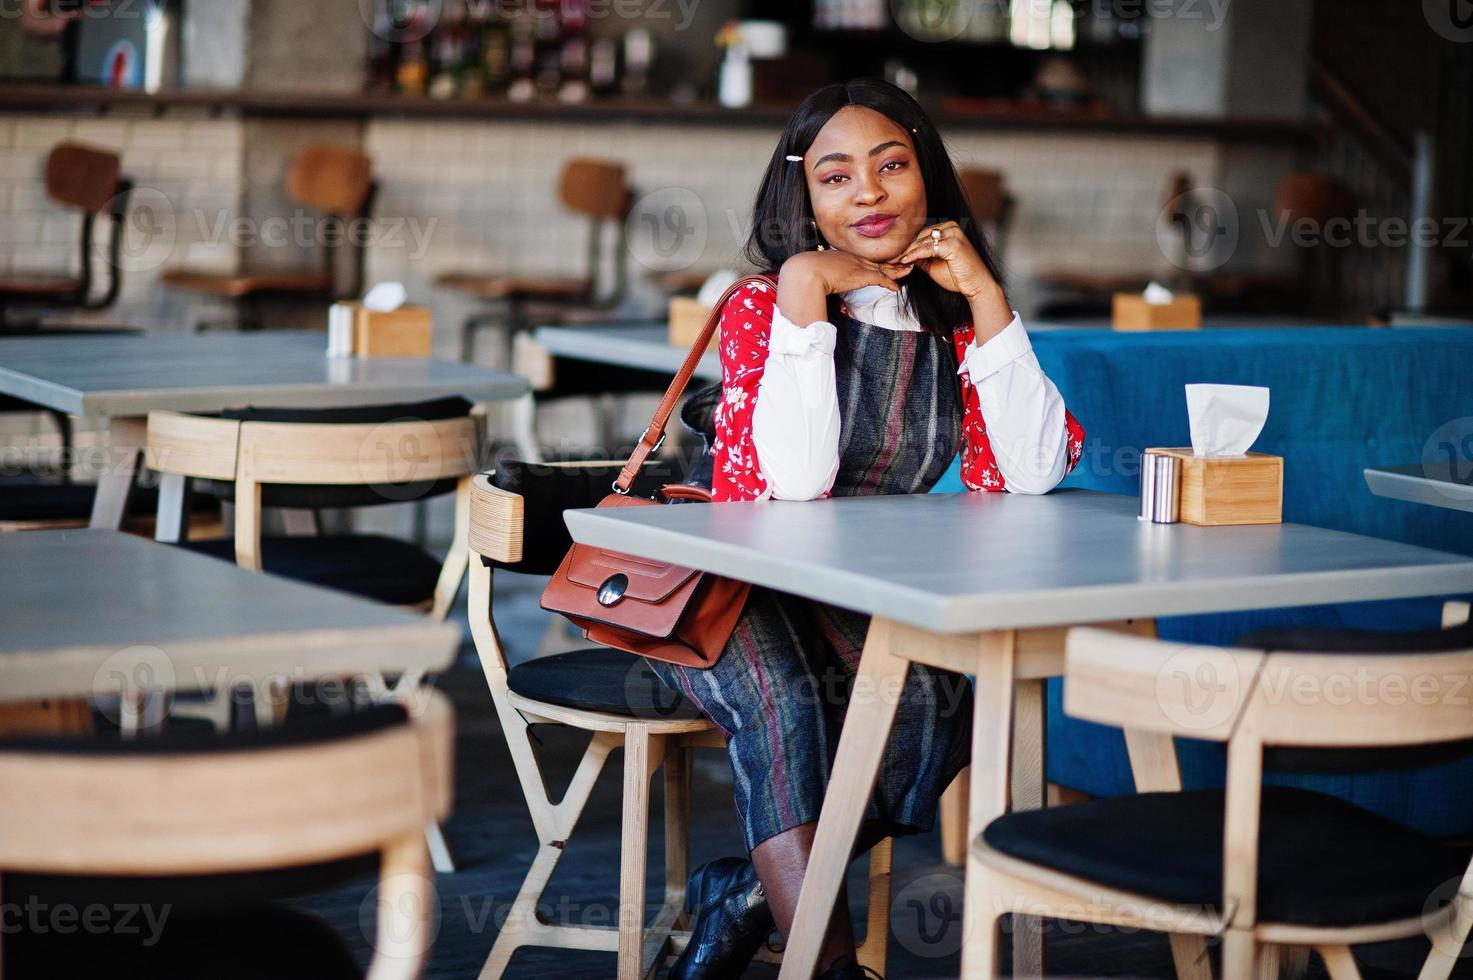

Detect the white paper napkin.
[
  {"left": 1186, "top": 383, "right": 1269, "bottom": 457},
  {"left": 363, "top": 281, "right": 407, "bottom": 312},
  {"left": 1143, "top": 281, "right": 1174, "bottom": 305}
]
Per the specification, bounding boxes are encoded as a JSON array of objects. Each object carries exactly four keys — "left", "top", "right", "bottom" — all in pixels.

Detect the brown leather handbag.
[{"left": 539, "top": 274, "right": 776, "bottom": 668}]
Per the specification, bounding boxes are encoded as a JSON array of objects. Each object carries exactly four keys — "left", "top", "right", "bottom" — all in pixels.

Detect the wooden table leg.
[
  {"left": 89, "top": 416, "right": 146, "bottom": 529},
  {"left": 778, "top": 617, "right": 911, "bottom": 979},
  {"left": 1009, "top": 677, "right": 1048, "bottom": 978},
  {"left": 154, "top": 471, "right": 192, "bottom": 543},
  {"left": 961, "top": 631, "right": 1018, "bottom": 980}
]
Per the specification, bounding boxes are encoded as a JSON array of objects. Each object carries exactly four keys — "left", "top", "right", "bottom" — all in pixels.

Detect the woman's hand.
[
  {"left": 894, "top": 221, "right": 998, "bottom": 300},
  {"left": 895, "top": 221, "right": 1012, "bottom": 339},
  {"left": 777, "top": 250, "right": 912, "bottom": 328}
]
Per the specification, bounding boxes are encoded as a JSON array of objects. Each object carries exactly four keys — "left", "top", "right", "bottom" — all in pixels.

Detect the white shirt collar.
[{"left": 838, "top": 284, "right": 922, "bottom": 332}]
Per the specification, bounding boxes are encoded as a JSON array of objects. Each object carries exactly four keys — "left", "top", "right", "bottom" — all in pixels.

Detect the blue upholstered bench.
[{"left": 933, "top": 327, "right": 1473, "bottom": 836}]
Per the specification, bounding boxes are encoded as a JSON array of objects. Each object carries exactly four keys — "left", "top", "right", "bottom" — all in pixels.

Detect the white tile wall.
[{"left": 0, "top": 114, "right": 246, "bottom": 331}]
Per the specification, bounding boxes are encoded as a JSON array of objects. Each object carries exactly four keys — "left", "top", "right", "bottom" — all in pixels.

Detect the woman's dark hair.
[{"left": 744, "top": 78, "right": 1003, "bottom": 341}]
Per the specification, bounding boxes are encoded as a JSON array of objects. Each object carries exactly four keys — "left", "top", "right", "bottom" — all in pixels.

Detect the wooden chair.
[
  {"left": 145, "top": 398, "right": 477, "bottom": 873},
  {"left": 958, "top": 167, "right": 1016, "bottom": 261},
  {"left": 0, "top": 142, "right": 132, "bottom": 330},
  {"left": 145, "top": 397, "right": 478, "bottom": 621},
  {"left": 438, "top": 157, "right": 632, "bottom": 364},
  {"left": 467, "top": 461, "right": 894, "bottom": 979},
  {"left": 0, "top": 696, "right": 451, "bottom": 979},
  {"left": 969, "top": 622, "right": 1473, "bottom": 980},
  {"left": 161, "top": 144, "right": 376, "bottom": 330}
]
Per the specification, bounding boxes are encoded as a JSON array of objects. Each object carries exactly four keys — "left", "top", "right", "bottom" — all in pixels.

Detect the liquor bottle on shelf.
[
  {"left": 506, "top": 6, "right": 537, "bottom": 101},
  {"left": 557, "top": 0, "right": 590, "bottom": 102}
]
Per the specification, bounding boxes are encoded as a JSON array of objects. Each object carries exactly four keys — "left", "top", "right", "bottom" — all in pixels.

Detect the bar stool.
[
  {"left": 161, "top": 144, "right": 375, "bottom": 330},
  {"left": 0, "top": 142, "right": 132, "bottom": 331},
  {"left": 0, "top": 143, "right": 135, "bottom": 473},
  {"left": 437, "top": 157, "right": 631, "bottom": 364},
  {"left": 467, "top": 460, "right": 894, "bottom": 979},
  {"left": 0, "top": 695, "right": 451, "bottom": 979}
]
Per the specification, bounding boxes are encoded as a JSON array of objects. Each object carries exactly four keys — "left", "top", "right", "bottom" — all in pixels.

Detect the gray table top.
[
  {"left": 1366, "top": 464, "right": 1473, "bottom": 514},
  {"left": 0, "top": 529, "right": 462, "bottom": 702},
  {"left": 565, "top": 489, "right": 1473, "bottom": 633},
  {"left": 536, "top": 324, "right": 721, "bottom": 381},
  {"left": 0, "top": 330, "right": 529, "bottom": 416}
]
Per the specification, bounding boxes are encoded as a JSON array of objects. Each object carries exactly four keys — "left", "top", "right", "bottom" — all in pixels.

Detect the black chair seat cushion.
[
  {"left": 3, "top": 902, "right": 362, "bottom": 979},
  {"left": 983, "top": 786, "right": 1469, "bottom": 928},
  {"left": 1237, "top": 621, "right": 1473, "bottom": 773},
  {"left": 507, "top": 647, "right": 703, "bottom": 721},
  {"left": 0, "top": 478, "right": 99, "bottom": 521},
  {"left": 0, "top": 478, "right": 198, "bottom": 523},
  {"left": 183, "top": 534, "right": 441, "bottom": 605},
  {"left": 538, "top": 355, "right": 680, "bottom": 399},
  {"left": 487, "top": 458, "right": 685, "bottom": 576},
  {"left": 201, "top": 396, "right": 472, "bottom": 509}
]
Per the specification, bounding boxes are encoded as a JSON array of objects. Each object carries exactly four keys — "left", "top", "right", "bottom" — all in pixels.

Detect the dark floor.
[{"left": 285, "top": 572, "right": 1469, "bottom": 979}]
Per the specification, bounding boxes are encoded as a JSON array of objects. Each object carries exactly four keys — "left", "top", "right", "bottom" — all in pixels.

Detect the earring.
[{"left": 810, "top": 218, "right": 826, "bottom": 252}]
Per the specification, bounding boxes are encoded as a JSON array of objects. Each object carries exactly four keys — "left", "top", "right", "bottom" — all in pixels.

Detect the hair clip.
[{"left": 785, "top": 154, "right": 803, "bottom": 162}]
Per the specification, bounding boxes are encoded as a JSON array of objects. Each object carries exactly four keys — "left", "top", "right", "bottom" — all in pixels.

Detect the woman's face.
[{"left": 801, "top": 105, "right": 928, "bottom": 264}]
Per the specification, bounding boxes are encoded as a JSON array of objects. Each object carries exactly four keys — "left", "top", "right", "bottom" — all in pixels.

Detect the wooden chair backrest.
[
  {"left": 0, "top": 691, "right": 451, "bottom": 875},
  {"left": 1274, "top": 172, "right": 1351, "bottom": 228},
  {"left": 558, "top": 158, "right": 630, "bottom": 220},
  {"left": 958, "top": 168, "right": 1011, "bottom": 225},
  {"left": 45, "top": 141, "right": 121, "bottom": 213},
  {"left": 467, "top": 461, "right": 624, "bottom": 566},
  {"left": 147, "top": 411, "right": 479, "bottom": 584},
  {"left": 147, "top": 412, "right": 479, "bottom": 487},
  {"left": 286, "top": 144, "right": 375, "bottom": 216}
]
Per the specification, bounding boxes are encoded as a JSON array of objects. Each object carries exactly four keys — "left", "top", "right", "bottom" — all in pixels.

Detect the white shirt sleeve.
[
  {"left": 749, "top": 305, "right": 842, "bottom": 501},
  {"left": 957, "top": 313, "right": 1070, "bottom": 494}
]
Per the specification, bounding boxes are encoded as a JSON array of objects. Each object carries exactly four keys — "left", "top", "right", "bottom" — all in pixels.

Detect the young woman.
[{"left": 653, "top": 78, "right": 1084, "bottom": 980}]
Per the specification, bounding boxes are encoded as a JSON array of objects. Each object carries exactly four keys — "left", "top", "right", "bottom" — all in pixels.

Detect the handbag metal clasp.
[{"left": 597, "top": 573, "right": 629, "bottom": 607}]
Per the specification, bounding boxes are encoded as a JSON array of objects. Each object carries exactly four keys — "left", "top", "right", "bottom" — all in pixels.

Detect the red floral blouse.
[{"left": 709, "top": 277, "right": 1086, "bottom": 502}]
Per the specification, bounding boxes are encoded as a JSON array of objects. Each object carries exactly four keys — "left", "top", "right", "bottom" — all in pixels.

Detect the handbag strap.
[{"left": 614, "top": 273, "right": 778, "bottom": 493}]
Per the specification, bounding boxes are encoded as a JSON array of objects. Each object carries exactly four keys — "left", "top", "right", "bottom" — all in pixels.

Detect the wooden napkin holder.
[
  {"left": 354, "top": 306, "right": 433, "bottom": 358},
  {"left": 1112, "top": 293, "right": 1202, "bottom": 331},
  {"left": 1145, "top": 447, "right": 1283, "bottom": 526},
  {"left": 668, "top": 296, "right": 714, "bottom": 348}
]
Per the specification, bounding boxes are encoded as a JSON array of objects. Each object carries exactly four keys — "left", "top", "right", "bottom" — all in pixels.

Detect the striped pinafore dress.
[{"left": 650, "top": 305, "right": 974, "bottom": 853}]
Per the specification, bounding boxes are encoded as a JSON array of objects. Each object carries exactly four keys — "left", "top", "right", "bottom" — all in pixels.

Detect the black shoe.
[
  {"left": 666, "top": 857, "right": 774, "bottom": 980},
  {"left": 815, "top": 955, "right": 882, "bottom": 979}
]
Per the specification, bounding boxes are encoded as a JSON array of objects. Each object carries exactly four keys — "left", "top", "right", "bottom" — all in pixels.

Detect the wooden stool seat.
[
  {"left": 0, "top": 274, "right": 83, "bottom": 299},
  {"left": 159, "top": 270, "right": 333, "bottom": 299},
  {"left": 437, "top": 271, "right": 591, "bottom": 301}
]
